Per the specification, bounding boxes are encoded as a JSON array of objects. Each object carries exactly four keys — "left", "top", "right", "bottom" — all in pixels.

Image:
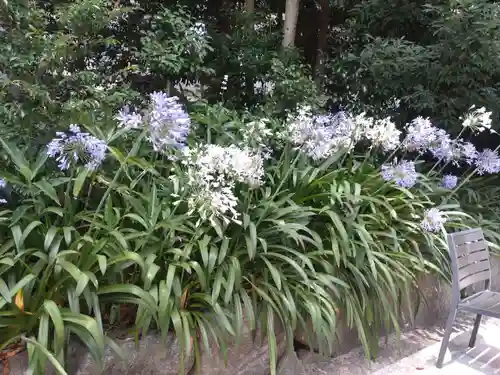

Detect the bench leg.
[
  {"left": 469, "top": 314, "right": 482, "bottom": 348},
  {"left": 437, "top": 308, "right": 456, "bottom": 368}
]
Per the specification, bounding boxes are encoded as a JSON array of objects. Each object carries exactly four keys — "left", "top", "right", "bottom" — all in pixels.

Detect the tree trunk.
[
  {"left": 315, "top": 0, "right": 330, "bottom": 83},
  {"left": 282, "top": 0, "right": 300, "bottom": 48},
  {"left": 245, "top": 0, "right": 255, "bottom": 13}
]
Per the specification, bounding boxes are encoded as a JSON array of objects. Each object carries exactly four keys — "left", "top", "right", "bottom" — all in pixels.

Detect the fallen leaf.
[{"left": 14, "top": 289, "right": 24, "bottom": 311}]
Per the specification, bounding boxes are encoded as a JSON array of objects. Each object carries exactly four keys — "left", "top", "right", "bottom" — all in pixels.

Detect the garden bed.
[{"left": 5, "top": 258, "right": 500, "bottom": 375}]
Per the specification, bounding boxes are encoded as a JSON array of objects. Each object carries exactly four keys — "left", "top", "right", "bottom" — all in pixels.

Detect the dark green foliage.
[
  {"left": 325, "top": 0, "right": 500, "bottom": 131},
  {"left": 0, "top": 0, "right": 212, "bottom": 143}
]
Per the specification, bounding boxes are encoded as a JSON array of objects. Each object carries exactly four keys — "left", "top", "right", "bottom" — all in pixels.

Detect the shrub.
[
  {"left": 0, "top": 1, "right": 212, "bottom": 144},
  {"left": 0, "top": 92, "right": 497, "bottom": 375}
]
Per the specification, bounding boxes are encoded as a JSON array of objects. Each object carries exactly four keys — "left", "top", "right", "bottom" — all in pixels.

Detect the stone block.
[
  {"left": 294, "top": 310, "right": 359, "bottom": 357},
  {"left": 277, "top": 351, "right": 307, "bottom": 375},
  {"left": 195, "top": 318, "right": 287, "bottom": 375},
  {"left": 0, "top": 333, "right": 194, "bottom": 375},
  {"left": 409, "top": 272, "right": 452, "bottom": 328}
]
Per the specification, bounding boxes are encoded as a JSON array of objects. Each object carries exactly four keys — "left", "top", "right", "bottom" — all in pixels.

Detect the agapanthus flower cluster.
[
  {"left": 474, "top": 149, "right": 500, "bottom": 175},
  {"left": 116, "top": 92, "right": 191, "bottom": 154},
  {"left": 185, "top": 145, "right": 264, "bottom": 222},
  {"left": 362, "top": 115, "right": 401, "bottom": 152},
  {"left": 284, "top": 106, "right": 332, "bottom": 160},
  {"left": 116, "top": 106, "right": 143, "bottom": 129},
  {"left": 461, "top": 142, "right": 478, "bottom": 165},
  {"left": 47, "top": 125, "right": 107, "bottom": 171},
  {"left": 441, "top": 174, "right": 458, "bottom": 189},
  {"left": 381, "top": 160, "right": 418, "bottom": 188},
  {"left": 403, "top": 117, "right": 439, "bottom": 152},
  {"left": 427, "top": 129, "right": 462, "bottom": 164},
  {"left": 187, "top": 186, "right": 239, "bottom": 223},
  {"left": 285, "top": 107, "right": 358, "bottom": 160},
  {"left": 420, "top": 208, "right": 446, "bottom": 233},
  {"left": 149, "top": 92, "right": 190, "bottom": 152},
  {"left": 461, "top": 106, "right": 493, "bottom": 133},
  {"left": 402, "top": 115, "right": 489, "bottom": 167}
]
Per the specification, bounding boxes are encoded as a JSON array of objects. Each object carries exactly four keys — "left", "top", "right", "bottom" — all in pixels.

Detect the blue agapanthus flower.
[
  {"left": 461, "top": 142, "right": 478, "bottom": 165},
  {"left": 148, "top": 92, "right": 191, "bottom": 152},
  {"left": 421, "top": 208, "right": 446, "bottom": 233},
  {"left": 116, "top": 92, "right": 191, "bottom": 154},
  {"left": 475, "top": 149, "right": 500, "bottom": 175},
  {"left": 381, "top": 160, "right": 418, "bottom": 188},
  {"left": 428, "top": 130, "right": 461, "bottom": 164},
  {"left": 47, "top": 125, "right": 107, "bottom": 171},
  {"left": 403, "top": 117, "right": 438, "bottom": 152},
  {"left": 441, "top": 174, "right": 458, "bottom": 189}
]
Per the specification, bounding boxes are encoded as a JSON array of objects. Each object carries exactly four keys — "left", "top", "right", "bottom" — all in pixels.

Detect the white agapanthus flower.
[
  {"left": 185, "top": 144, "right": 264, "bottom": 223},
  {"left": 420, "top": 208, "right": 446, "bottom": 233},
  {"left": 193, "top": 144, "right": 264, "bottom": 187},
  {"left": 285, "top": 106, "right": 358, "bottom": 160},
  {"left": 286, "top": 106, "right": 404, "bottom": 156},
  {"left": 362, "top": 115, "right": 401, "bottom": 152},
  {"left": 461, "top": 106, "right": 493, "bottom": 133},
  {"left": 187, "top": 186, "right": 239, "bottom": 222}
]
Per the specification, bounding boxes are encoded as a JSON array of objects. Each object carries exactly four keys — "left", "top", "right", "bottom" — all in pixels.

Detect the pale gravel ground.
[{"left": 298, "top": 313, "right": 500, "bottom": 375}]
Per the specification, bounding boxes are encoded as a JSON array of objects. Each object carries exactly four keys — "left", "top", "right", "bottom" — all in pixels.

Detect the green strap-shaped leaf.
[
  {"left": 31, "top": 152, "right": 48, "bottom": 181},
  {"left": 0, "top": 138, "right": 32, "bottom": 181},
  {"left": 0, "top": 278, "right": 10, "bottom": 302},
  {"left": 23, "top": 336, "right": 68, "bottom": 375},
  {"left": 43, "top": 300, "right": 65, "bottom": 358},
  {"left": 97, "top": 284, "right": 157, "bottom": 313},
  {"left": 37, "top": 313, "right": 50, "bottom": 371},
  {"left": 44, "top": 227, "right": 59, "bottom": 251},
  {"left": 20, "top": 221, "right": 43, "bottom": 246},
  {"left": 61, "top": 312, "right": 105, "bottom": 355},
  {"left": 35, "top": 180, "right": 60, "bottom": 206},
  {"left": 110, "top": 230, "right": 129, "bottom": 250},
  {"left": 73, "top": 168, "right": 89, "bottom": 198},
  {"left": 97, "top": 255, "right": 107, "bottom": 275}
]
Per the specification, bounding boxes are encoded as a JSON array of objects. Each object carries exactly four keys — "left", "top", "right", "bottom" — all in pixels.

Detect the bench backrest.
[{"left": 447, "top": 228, "right": 491, "bottom": 295}]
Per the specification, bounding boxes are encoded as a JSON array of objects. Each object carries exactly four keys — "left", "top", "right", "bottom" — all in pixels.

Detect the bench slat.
[
  {"left": 459, "top": 270, "right": 490, "bottom": 290},
  {"left": 455, "top": 240, "right": 488, "bottom": 257},
  {"left": 461, "top": 291, "right": 500, "bottom": 315},
  {"left": 452, "top": 229, "right": 484, "bottom": 246},
  {"left": 459, "top": 260, "right": 490, "bottom": 281},
  {"left": 457, "top": 249, "right": 490, "bottom": 268}
]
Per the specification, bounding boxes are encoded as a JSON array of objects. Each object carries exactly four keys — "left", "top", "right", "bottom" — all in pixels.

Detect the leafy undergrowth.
[{"left": 0, "top": 98, "right": 497, "bottom": 375}]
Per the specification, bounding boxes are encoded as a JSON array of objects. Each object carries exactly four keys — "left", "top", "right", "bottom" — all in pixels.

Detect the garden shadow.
[{"left": 425, "top": 318, "right": 500, "bottom": 374}]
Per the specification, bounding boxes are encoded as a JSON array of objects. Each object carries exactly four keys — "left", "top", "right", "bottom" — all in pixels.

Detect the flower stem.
[{"left": 86, "top": 131, "right": 147, "bottom": 236}]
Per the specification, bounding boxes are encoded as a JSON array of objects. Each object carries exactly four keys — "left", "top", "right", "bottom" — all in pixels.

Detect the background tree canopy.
[{"left": 2, "top": 0, "right": 500, "bottom": 142}]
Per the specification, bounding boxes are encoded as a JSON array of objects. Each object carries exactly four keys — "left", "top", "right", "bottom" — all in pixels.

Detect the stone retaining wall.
[{"left": 2, "top": 256, "right": 499, "bottom": 375}]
